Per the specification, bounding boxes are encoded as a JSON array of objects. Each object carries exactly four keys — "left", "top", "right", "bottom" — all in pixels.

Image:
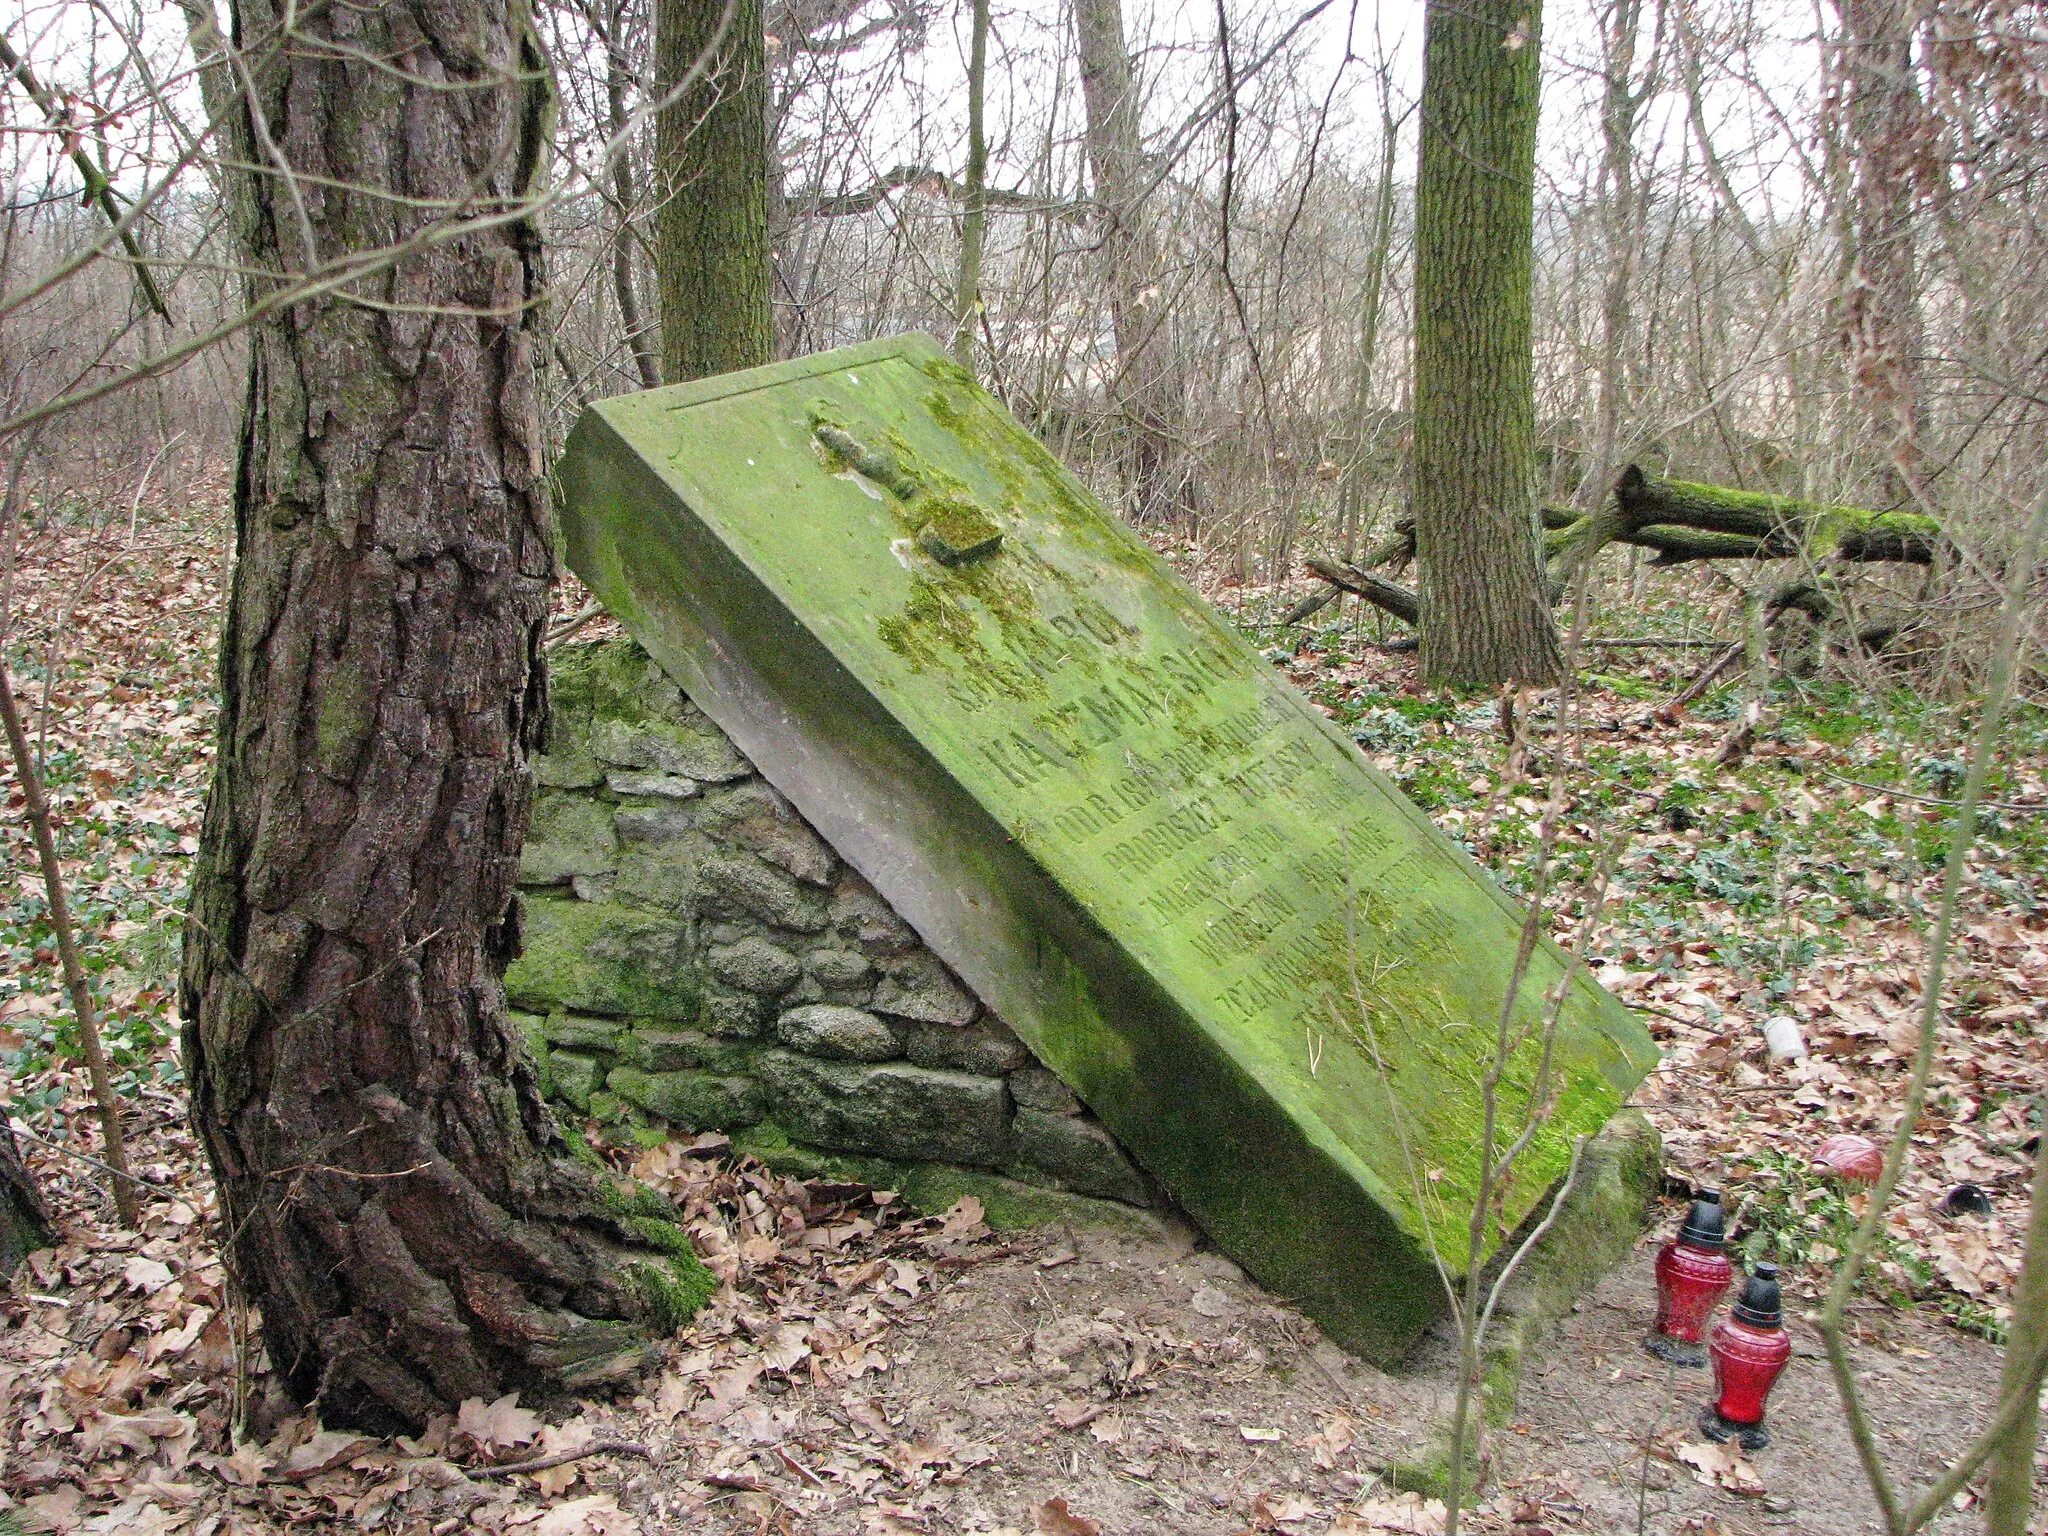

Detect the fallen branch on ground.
[{"left": 469, "top": 1438, "right": 654, "bottom": 1478}]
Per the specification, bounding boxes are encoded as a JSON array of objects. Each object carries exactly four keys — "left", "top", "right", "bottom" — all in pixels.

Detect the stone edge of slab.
[{"left": 1374, "top": 1109, "right": 1664, "bottom": 1496}]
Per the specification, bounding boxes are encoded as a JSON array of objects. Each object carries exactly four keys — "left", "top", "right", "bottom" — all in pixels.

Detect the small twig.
[
  {"left": 1659, "top": 640, "right": 1744, "bottom": 716},
  {"left": 7, "top": 1118, "right": 158, "bottom": 1187},
  {"left": 1812, "top": 768, "right": 2047, "bottom": 814},
  {"left": 1585, "top": 637, "right": 1731, "bottom": 649},
  {"left": 546, "top": 601, "right": 605, "bottom": 648},
  {"left": 0, "top": 655, "right": 140, "bottom": 1226},
  {"left": 469, "top": 1437, "right": 652, "bottom": 1478}
]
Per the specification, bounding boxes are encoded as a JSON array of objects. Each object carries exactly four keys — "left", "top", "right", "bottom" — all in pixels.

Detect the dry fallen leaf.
[
  {"left": 758, "top": 1322, "right": 812, "bottom": 1373},
  {"left": 865, "top": 1504, "right": 928, "bottom": 1535},
  {"left": 529, "top": 1491, "right": 641, "bottom": 1535},
  {"left": 1048, "top": 1398, "right": 1106, "bottom": 1430},
  {"left": 121, "top": 1255, "right": 175, "bottom": 1294},
  {"left": 1033, "top": 1496, "right": 1104, "bottom": 1536},
  {"left": 939, "top": 1196, "right": 986, "bottom": 1237},
  {"left": 1309, "top": 1412, "right": 1356, "bottom": 1469},
  {"left": 530, "top": 1418, "right": 596, "bottom": 1497},
  {"left": 1332, "top": 1491, "right": 1448, "bottom": 1533},
  {"left": 1674, "top": 1439, "right": 1767, "bottom": 1496},
  {"left": 457, "top": 1391, "right": 542, "bottom": 1454},
  {"left": 1190, "top": 1284, "right": 1234, "bottom": 1317},
  {"left": 281, "top": 1427, "right": 375, "bottom": 1480},
  {"left": 1255, "top": 1490, "right": 1322, "bottom": 1527}
]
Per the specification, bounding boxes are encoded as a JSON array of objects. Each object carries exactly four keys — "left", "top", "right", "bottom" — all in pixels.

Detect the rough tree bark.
[
  {"left": 0, "top": 1121, "right": 50, "bottom": 1277},
  {"left": 1578, "top": 0, "right": 1650, "bottom": 514},
  {"left": 1830, "top": 0, "right": 1930, "bottom": 503},
  {"left": 601, "top": 0, "right": 662, "bottom": 393},
  {"left": 1410, "top": 0, "right": 1562, "bottom": 686},
  {"left": 182, "top": 0, "right": 707, "bottom": 1433},
  {"left": 951, "top": 0, "right": 991, "bottom": 367},
  {"left": 656, "top": 0, "right": 775, "bottom": 381},
  {"left": 1073, "top": 0, "right": 1190, "bottom": 521}
]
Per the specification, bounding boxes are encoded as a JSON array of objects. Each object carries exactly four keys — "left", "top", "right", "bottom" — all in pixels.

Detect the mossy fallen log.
[
  {"left": 1295, "top": 466, "right": 1940, "bottom": 650},
  {"left": 1304, "top": 556, "right": 1419, "bottom": 626},
  {"left": 1542, "top": 467, "right": 1942, "bottom": 593},
  {"left": 1612, "top": 468, "right": 1941, "bottom": 564}
]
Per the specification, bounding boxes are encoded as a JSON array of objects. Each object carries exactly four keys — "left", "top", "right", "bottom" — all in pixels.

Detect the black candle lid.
[
  {"left": 1679, "top": 1188, "right": 1726, "bottom": 1248},
  {"left": 1731, "top": 1261, "right": 1783, "bottom": 1327}
]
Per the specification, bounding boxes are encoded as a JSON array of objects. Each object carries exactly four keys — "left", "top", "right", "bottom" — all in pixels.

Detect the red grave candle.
[
  {"left": 1702, "top": 1262, "right": 1793, "bottom": 1450},
  {"left": 1646, "top": 1189, "right": 1733, "bottom": 1368}
]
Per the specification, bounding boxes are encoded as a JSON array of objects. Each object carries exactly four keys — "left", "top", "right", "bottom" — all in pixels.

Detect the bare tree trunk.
[
  {"left": 1073, "top": 0, "right": 1188, "bottom": 521},
  {"left": 655, "top": 0, "right": 774, "bottom": 381},
  {"left": 1830, "top": 0, "right": 1930, "bottom": 504},
  {"left": 602, "top": 0, "right": 662, "bottom": 392},
  {"left": 1578, "top": 0, "right": 1652, "bottom": 514},
  {"left": 183, "top": 0, "right": 705, "bottom": 1433},
  {"left": 951, "top": 0, "right": 991, "bottom": 367},
  {"left": 1410, "top": 0, "right": 1562, "bottom": 686},
  {"left": 1335, "top": 86, "right": 1404, "bottom": 558}
]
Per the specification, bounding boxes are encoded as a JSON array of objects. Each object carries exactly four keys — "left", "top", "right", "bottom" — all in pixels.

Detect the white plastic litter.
[{"left": 1761, "top": 1015, "right": 1808, "bottom": 1061}]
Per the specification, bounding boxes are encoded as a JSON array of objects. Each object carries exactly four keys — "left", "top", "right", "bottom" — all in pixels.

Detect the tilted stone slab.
[{"left": 555, "top": 334, "right": 1658, "bottom": 1361}]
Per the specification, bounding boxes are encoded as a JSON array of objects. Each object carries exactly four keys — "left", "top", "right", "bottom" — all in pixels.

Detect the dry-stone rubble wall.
[{"left": 508, "top": 640, "right": 1155, "bottom": 1216}]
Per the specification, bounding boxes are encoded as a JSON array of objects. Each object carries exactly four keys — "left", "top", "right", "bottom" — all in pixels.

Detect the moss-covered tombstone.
[{"left": 553, "top": 334, "right": 1659, "bottom": 1363}]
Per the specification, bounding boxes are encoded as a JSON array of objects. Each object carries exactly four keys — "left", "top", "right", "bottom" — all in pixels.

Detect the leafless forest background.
[{"left": 2, "top": 0, "right": 2043, "bottom": 678}]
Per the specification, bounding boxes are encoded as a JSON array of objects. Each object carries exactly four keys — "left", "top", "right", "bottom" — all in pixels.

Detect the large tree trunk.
[
  {"left": 1073, "top": 0, "right": 1190, "bottom": 522},
  {"left": 1409, "top": 0, "right": 1562, "bottom": 687},
  {"left": 655, "top": 0, "right": 775, "bottom": 381},
  {"left": 0, "top": 1122, "right": 50, "bottom": 1277},
  {"left": 182, "top": 0, "right": 703, "bottom": 1433}
]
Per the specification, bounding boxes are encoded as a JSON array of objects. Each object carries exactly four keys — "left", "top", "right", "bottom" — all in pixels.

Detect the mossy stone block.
[
  {"left": 507, "top": 898, "right": 699, "bottom": 1021},
  {"left": 550, "top": 1050, "right": 604, "bottom": 1112},
  {"left": 707, "top": 936, "right": 803, "bottom": 996},
  {"left": 543, "top": 1012, "right": 625, "bottom": 1053},
  {"left": 534, "top": 751, "right": 604, "bottom": 789},
  {"left": 609, "top": 1066, "right": 766, "bottom": 1129},
  {"left": 903, "top": 1017, "right": 1031, "bottom": 1076},
  {"left": 732, "top": 1122, "right": 1169, "bottom": 1238},
  {"left": 591, "top": 715, "right": 750, "bottom": 783},
  {"left": 700, "top": 984, "right": 769, "bottom": 1038},
  {"left": 1010, "top": 1108, "right": 1154, "bottom": 1205},
  {"left": 614, "top": 803, "right": 697, "bottom": 842},
  {"left": 805, "top": 949, "right": 874, "bottom": 989},
  {"left": 755, "top": 1050, "right": 1010, "bottom": 1165},
  {"left": 777, "top": 1004, "right": 901, "bottom": 1062},
  {"left": 871, "top": 952, "right": 977, "bottom": 1026},
  {"left": 1008, "top": 1065, "right": 1081, "bottom": 1116},
  {"left": 519, "top": 794, "right": 619, "bottom": 886},
  {"left": 610, "top": 831, "right": 714, "bottom": 911},
  {"left": 617, "top": 1026, "right": 756, "bottom": 1074},
  {"left": 697, "top": 781, "right": 840, "bottom": 887},
  {"left": 607, "top": 769, "right": 700, "bottom": 799},
  {"left": 557, "top": 334, "right": 1658, "bottom": 1362},
  {"left": 698, "top": 852, "right": 830, "bottom": 932}
]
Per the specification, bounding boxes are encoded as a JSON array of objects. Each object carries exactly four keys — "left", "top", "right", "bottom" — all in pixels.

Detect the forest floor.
[{"left": 0, "top": 504, "right": 2042, "bottom": 1535}]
